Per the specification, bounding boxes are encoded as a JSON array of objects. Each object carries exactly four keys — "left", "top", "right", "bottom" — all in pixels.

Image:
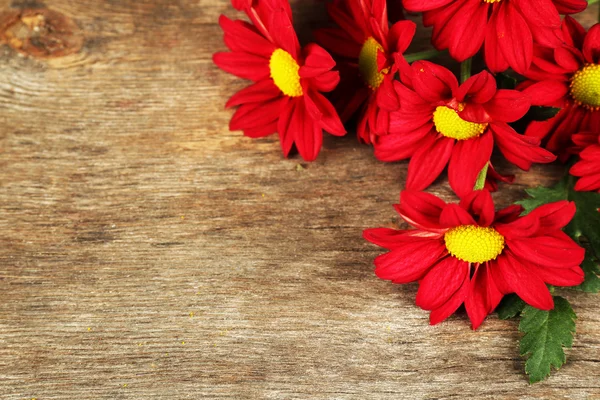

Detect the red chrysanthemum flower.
[
  {"left": 570, "top": 132, "right": 600, "bottom": 192},
  {"left": 315, "top": 0, "right": 416, "bottom": 143},
  {"left": 213, "top": 1, "right": 346, "bottom": 161},
  {"left": 521, "top": 18, "right": 600, "bottom": 160},
  {"left": 374, "top": 61, "right": 556, "bottom": 197},
  {"left": 364, "top": 190, "right": 585, "bottom": 329},
  {"left": 402, "top": 0, "right": 587, "bottom": 74}
]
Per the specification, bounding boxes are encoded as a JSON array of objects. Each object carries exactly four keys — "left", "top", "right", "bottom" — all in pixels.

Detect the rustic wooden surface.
[{"left": 0, "top": 1, "right": 599, "bottom": 398}]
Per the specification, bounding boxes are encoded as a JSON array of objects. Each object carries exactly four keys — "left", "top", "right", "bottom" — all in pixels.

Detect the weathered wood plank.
[{"left": 0, "top": 1, "right": 598, "bottom": 398}]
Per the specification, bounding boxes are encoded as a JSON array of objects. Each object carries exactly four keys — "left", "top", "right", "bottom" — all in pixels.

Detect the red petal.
[
  {"left": 484, "top": 8, "right": 509, "bottom": 73},
  {"left": 494, "top": 204, "right": 525, "bottom": 225},
  {"left": 459, "top": 103, "right": 492, "bottom": 123},
  {"left": 393, "top": 81, "right": 436, "bottom": 115},
  {"left": 429, "top": 261, "right": 470, "bottom": 325},
  {"left": 230, "top": 96, "right": 286, "bottom": 131},
  {"left": 523, "top": 200, "right": 576, "bottom": 235},
  {"left": 364, "top": 228, "right": 442, "bottom": 250},
  {"left": 439, "top": 204, "right": 477, "bottom": 227},
  {"left": 396, "top": 190, "right": 448, "bottom": 232},
  {"left": 277, "top": 97, "right": 295, "bottom": 157},
  {"left": 403, "top": 0, "right": 454, "bottom": 12},
  {"left": 511, "top": 0, "right": 560, "bottom": 29},
  {"left": 307, "top": 70, "right": 340, "bottom": 93},
  {"left": 521, "top": 80, "right": 569, "bottom": 107},
  {"left": 456, "top": 71, "right": 497, "bottom": 104},
  {"left": 506, "top": 231, "right": 585, "bottom": 268},
  {"left": 554, "top": 46, "right": 584, "bottom": 71},
  {"left": 583, "top": 24, "right": 600, "bottom": 64},
  {"left": 491, "top": 122, "right": 556, "bottom": 170},
  {"left": 411, "top": 61, "right": 458, "bottom": 103},
  {"left": 416, "top": 257, "right": 470, "bottom": 310},
  {"left": 304, "top": 90, "right": 346, "bottom": 136},
  {"left": 269, "top": 8, "right": 300, "bottom": 59},
  {"left": 554, "top": 0, "right": 587, "bottom": 14},
  {"left": 374, "top": 123, "right": 433, "bottom": 161},
  {"left": 291, "top": 100, "right": 322, "bottom": 161},
  {"left": 484, "top": 90, "right": 530, "bottom": 123},
  {"left": 529, "top": 264, "right": 584, "bottom": 287},
  {"left": 447, "top": 0, "right": 488, "bottom": 61},
  {"left": 376, "top": 75, "right": 400, "bottom": 111},
  {"left": 388, "top": 20, "right": 417, "bottom": 54},
  {"left": 464, "top": 264, "right": 503, "bottom": 329},
  {"left": 572, "top": 132, "right": 599, "bottom": 149},
  {"left": 561, "top": 15, "right": 586, "bottom": 48},
  {"left": 496, "top": 251, "right": 554, "bottom": 310},
  {"left": 406, "top": 136, "right": 454, "bottom": 192},
  {"left": 495, "top": 2, "right": 533, "bottom": 74},
  {"left": 219, "top": 15, "right": 275, "bottom": 57},
  {"left": 495, "top": 212, "right": 541, "bottom": 239},
  {"left": 571, "top": 158, "right": 600, "bottom": 176},
  {"left": 226, "top": 79, "right": 281, "bottom": 108},
  {"left": 460, "top": 189, "right": 496, "bottom": 227},
  {"left": 299, "top": 44, "right": 336, "bottom": 78},
  {"left": 213, "top": 52, "right": 270, "bottom": 81},
  {"left": 389, "top": 111, "right": 433, "bottom": 134},
  {"left": 243, "top": 121, "right": 278, "bottom": 138},
  {"left": 448, "top": 131, "right": 494, "bottom": 198},
  {"left": 574, "top": 173, "right": 600, "bottom": 192},
  {"left": 374, "top": 241, "right": 447, "bottom": 283}
]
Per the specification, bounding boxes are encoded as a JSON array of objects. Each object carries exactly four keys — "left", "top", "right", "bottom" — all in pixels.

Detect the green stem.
[
  {"left": 461, "top": 58, "right": 472, "bottom": 84},
  {"left": 473, "top": 163, "right": 489, "bottom": 191},
  {"left": 404, "top": 49, "right": 444, "bottom": 63}
]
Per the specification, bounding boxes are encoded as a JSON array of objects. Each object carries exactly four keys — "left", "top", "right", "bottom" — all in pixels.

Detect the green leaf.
[
  {"left": 473, "top": 163, "right": 489, "bottom": 191},
  {"left": 573, "top": 252, "right": 600, "bottom": 293},
  {"left": 495, "top": 72, "right": 517, "bottom": 90},
  {"left": 496, "top": 294, "right": 526, "bottom": 319},
  {"left": 519, "top": 296, "right": 576, "bottom": 383},
  {"left": 525, "top": 106, "right": 562, "bottom": 121},
  {"left": 516, "top": 173, "right": 600, "bottom": 259}
]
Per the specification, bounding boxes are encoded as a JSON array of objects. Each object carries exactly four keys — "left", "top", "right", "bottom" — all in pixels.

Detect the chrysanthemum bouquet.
[{"left": 214, "top": 0, "right": 599, "bottom": 382}]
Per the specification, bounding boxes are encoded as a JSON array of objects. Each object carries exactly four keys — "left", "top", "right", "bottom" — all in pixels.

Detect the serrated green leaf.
[
  {"left": 519, "top": 296, "right": 576, "bottom": 383},
  {"left": 516, "top": 173, "right": 600, "bottom": 265},
  {"left": 526, "top": 106, "right": 562, "bottom": 121},
  {"left": 516, "top": 177, "right": 568, "bottom": 213},
  {"left": 573, "top": 252, "right": 600, "bottom": 293},
  {"left": 496, "top": 294, "right": 526, "bottom": 319}
]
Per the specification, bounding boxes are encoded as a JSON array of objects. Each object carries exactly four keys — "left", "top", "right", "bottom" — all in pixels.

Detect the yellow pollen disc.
[
  {"left": 444, "top": 225, "right": 505, "bottom": 264},
  {"left": 269, "top": 48, "right": 303, "bottom": 97},
  {"left": 570, "top": 63, "right": 600, "bottom": 111},
  {"left": 433, "top": 105, "right": 488, "bottom": 140},
  {"left": 358, "top": 37, "right": 389, "bottom": 90},
  {"left": 483, "top": 0, "right": 501, "bottom": 3}
]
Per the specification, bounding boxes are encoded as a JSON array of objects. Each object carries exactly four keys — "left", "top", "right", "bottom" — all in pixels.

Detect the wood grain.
[{"left": 0, "top": 1, "right": 598, "bottom": 398}]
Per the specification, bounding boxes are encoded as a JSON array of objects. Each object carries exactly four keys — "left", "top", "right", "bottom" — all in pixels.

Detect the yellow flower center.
[
  {"left": 570, "top": 63, "right": 600, "bottom": 110},
  {"left": 433, "top": 105, "right": 488, "bottom": 140},
  {"left": 269, "top": 48, "right": 303, "bottom": 97},
  {"left": 444, "top": 225, "right": 505, "bottom": 264},
  {"left": 483, "top": 0, "right": 501, "bottom": 3},
  {"left": 358, "top": 37, "right": 389, "bottom": 90}
]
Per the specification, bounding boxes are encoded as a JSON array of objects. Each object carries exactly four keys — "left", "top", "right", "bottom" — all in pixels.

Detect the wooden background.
[{"left": 0, "top": 0, "right": 598, "bottom": 398}]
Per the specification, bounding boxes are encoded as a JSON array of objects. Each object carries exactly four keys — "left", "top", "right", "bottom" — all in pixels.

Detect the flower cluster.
[
  {"left": 213, "top": 0, "right": 599, "bottom": 380},
  {"left": 364, "top": 190, "right": 584, "bottom": 329},
  {"left": 213, "top": 0, "right": 345, "bottom": 161}
]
